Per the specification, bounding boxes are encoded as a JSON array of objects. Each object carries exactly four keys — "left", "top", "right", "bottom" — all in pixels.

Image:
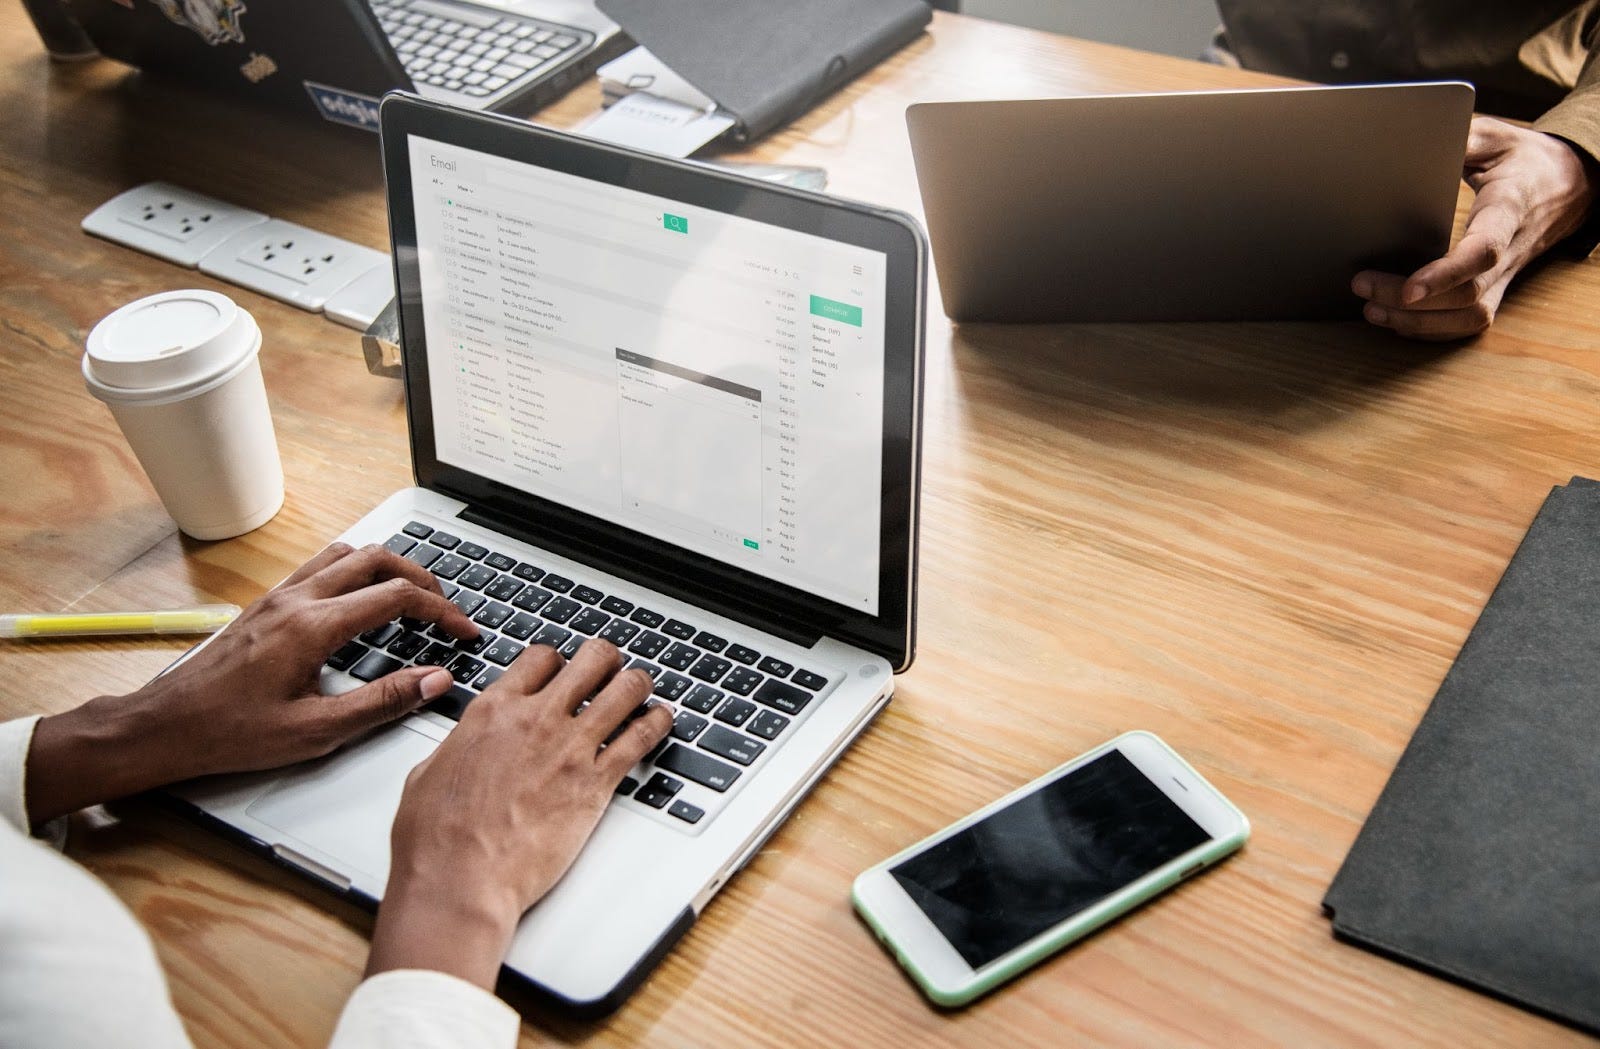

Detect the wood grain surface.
[{"left": 3, "top": 8, "right": 1598, "bottom": 1048}]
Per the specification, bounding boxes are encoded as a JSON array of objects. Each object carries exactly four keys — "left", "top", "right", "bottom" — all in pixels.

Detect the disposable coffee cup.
[{"left": 83, "top": 290, "right": 285, "bottom": 541}]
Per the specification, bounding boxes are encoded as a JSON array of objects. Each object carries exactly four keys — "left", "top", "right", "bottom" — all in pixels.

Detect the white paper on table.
[
  {"left": 597, "top": 46, "right": 716, "bottom": 111},
  {"left": 578, "top": 92, "right": 736, "bottom": 158}
]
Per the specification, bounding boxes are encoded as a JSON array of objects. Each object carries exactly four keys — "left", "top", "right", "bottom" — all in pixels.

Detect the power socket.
[
  {"left": 199, "top": 219, "right": 387, "bottom": 311},
  {"left": 82, "top": 181, "right": 268, "bottom": 267}
]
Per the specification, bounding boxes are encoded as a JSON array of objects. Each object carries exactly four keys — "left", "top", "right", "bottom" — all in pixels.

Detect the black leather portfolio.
[
  {"left": 597, "top": 0, "right": 930, "bottom": 142},
  {"left": 1323, "top": 477, "right": 1600, "bottom": 1032}
]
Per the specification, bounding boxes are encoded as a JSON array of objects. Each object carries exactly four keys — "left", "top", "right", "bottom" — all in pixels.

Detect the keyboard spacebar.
[
  {"left": 408, "top": 0, "right": 499, "bottom": 26},
  {"left": 656, "top": 744, "right": 741, "bottom": 793}
]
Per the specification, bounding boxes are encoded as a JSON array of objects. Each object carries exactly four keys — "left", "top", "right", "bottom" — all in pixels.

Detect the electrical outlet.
[
  {"left": 82, "top": 181, "right": 268, "bottom": 266},
  {"left": 324, "top": 260, "right": 396, "bottom": 331},
  {"left": 199, "top": 219, "right": 387, "bottom": 311}
]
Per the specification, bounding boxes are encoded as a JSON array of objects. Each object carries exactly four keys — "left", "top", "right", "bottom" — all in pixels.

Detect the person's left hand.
[
  {"left": 1352, "top": 116, "right": 1597, "bottom": 341},
  {"left": 24, "top": 543, "right": 480, "bottom": 826}
]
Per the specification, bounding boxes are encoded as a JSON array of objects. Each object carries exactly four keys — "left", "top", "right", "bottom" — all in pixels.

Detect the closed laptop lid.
[
  {"left": 907, "top": 82, "right": 1474, "bottom": 323},
  {"left": 379, "top": 93, "right": 927, "bottom": 667}
]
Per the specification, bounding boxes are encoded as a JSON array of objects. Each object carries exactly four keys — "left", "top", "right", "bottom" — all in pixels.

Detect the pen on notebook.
[{"left": 0, "top": 604, "right": 241, "bottom": 639}]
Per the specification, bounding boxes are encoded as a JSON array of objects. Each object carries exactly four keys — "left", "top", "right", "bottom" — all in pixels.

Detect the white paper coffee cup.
[{"left": 83, "top": 290, "right": 285, "bottom": 541}]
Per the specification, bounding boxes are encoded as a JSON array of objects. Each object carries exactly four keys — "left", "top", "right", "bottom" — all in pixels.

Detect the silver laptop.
[
  {"left": 165, "top": 93, "right": 927, "bottom": 1014},
  {"left": 906, "top": 82, "right": 1475, "bottom": 322}
]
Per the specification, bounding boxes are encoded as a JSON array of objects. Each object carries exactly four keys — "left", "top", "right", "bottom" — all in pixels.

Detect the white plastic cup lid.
[{"left": 84, "top": 290, "right": 260, "bottom": 402}]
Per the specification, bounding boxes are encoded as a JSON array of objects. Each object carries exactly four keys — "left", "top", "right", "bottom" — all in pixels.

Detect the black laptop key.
[
  {"left": 688, "top": 654, "right": 731, "bottom": 683},
  {"left": 758, "top": 657, "right": 794, "bottom": 679},
  {"left": 627, "top": 630, "right": 669, "bottom": 659},
  {"left": 627, "top": 658, "right": 663, "bottom": 680},
  {"left": 471, "top": 666, "right": 505, "bottom": 691},
  {"left": 747, "top": 709, "right": 790, "bottom": 741},
  {"left": 431, "top": 553, "right": 470, "bottom": 580},
  {"left": 598, "top": 619, "right": 640, "bottom": 646},
  {"left": 654, "top": 672, "right": 692, "bottom": 702},
  {"left": 672, "top": 710, "right": 709, "bottom": 742},
  {"left": 682, "top": 684, "right": 724, "bottom": 714},
  {"left": 399, "top": 614, "right": 431, "bottom": 632},
  {"left": 360, "top": 621, "right": 404, "bottom": 648},
  {"left": 484, "top": 551, "right": 517, "bottom": 572},
  {"left": 543, "top": 596, "right": 581, "bottom": 624},
  {"left": 456, "top": 541, "right": 489, "bottom": 561},
  {"left": 601, "top": 596, "right": 634, "bottom": 616},
  {"left": 483, "top": 575, "right": 524, "bottom": 602},
  {"left": 387, "top": 631, "right": 429, "bottom": 660},
  {"left": 634, "top": 772, "right": 683, "bottom": 809},
  {"left": 752, "top": 678, "right": 814, "bottom": 716},
  {"left": 793, "top": 670, "right": 829, "bottom": 692},
  {"left": 448, "top": 654, "right": 485, "bottom": 684},
  {"left": 425, "top": 684, "right": 476, "bottom": 721},
  {"left": 349, "top": 650, "right": 404, "bottom": 682},
  {"left": 383, "top": 534, "right": 416, "bottom": 556},
  {"left": 725, "top": 643, "right": 760, "bottom": 666},
  {"left": 659, "top": 642, "right": 700, "bottom": 671},
  {"left": 416, "top": 642, "right": 456, "bottom": 667},
  {"left": 429, "top": 531, "right": 461, "bottom": 550},
  {"left": 402, "top": 521, "right": 434, "bottom": 539},
  {"left": 326, "top": 640, "right": 368, "bottom": 672},
  {"left": 457, "top": 564, "right": 497, "bottom": 591},
  {"left": 558, "top": 635, "right": 584, "bottom": 658},
  {"left": 698, "top": 725, "right": 766, "bottom": 767},
  {"left": 473, "top": 602, "right": 513, "bottom": 630},
  {"left": 629, "top": 607, "right": 665, "bottom": 628},
  {"left": 502, "top": 612, "right": 540, "bottom": 641},
  {"left": 714, "top": 697, "right": 756, "bottom": 728},
  {"left": 569, "top": 607, "right": 610, "bottom": 635},
  {"left": 668, "top": 799, "right": 704, "bottom": 824},
  {"left": 453, "top": 632, "right": 489, "bottom": 655},
  {"left": 532, "top": 623, "right": 571, "bottom": 649},
  {"left": 450, "top": 591, "right": 487, "bottom": 617},
  {"left": 656, "top": 744, "right": 740, "bottom": 793},
  {"left": 542, "top": 574, "right": 574, "bottom": 593},
  {"left": 483, "top": 637, "right": 524, "bottom": 666},
  {"left": 615, "top": 774, "right": 640, "bottom": 797},
  {"left": 404, "top": 544, "right": 442, "bottom": 570},
  {"left": 510, "top": 585, "right": 552, "bottom": 613},
  {"left": 438, "top": 583, "right": 459, "bottom": 600},
  {"left": 571, "top": 584, "right": 604, "bottom": 605},
  {"left": 512, "top": 562, "right": 544, "bottom": 582},
  {"left": 692, "top": 631, "right": 728, "bottom": 653},
  {"left": 662, "top": 618, "right": 696, "bottom": 641},
  {"left": 723, "top": 666, "right": 764, "bottom": 696}
]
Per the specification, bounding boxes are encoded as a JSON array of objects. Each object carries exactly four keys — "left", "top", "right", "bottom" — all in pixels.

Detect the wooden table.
[{"left": 3, "top": 8, "right": 1598, "bottom": 1048}]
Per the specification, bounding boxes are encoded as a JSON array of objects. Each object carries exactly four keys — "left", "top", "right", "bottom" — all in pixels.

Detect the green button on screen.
[
  {"left": 743, "top": 538, "right": 759, "bottom": 550},
  {"left": 809, "top": 295, "right": 862, "bottom": 326},
  {"left": 663, "top": 213, "right": 688, "bottom": 234}
]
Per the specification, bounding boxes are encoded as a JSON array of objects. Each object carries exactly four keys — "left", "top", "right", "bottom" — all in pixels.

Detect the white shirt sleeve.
[{"left": 329, "top": 970, "right": 520, "bottom": 1049}]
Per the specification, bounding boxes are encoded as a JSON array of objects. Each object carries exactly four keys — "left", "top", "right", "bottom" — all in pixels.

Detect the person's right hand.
[{"left": 366, "top": 639, "right": 674, "bottom": 989}]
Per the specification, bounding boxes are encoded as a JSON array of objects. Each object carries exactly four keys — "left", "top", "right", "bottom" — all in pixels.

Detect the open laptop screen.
[{"left": 406, "top": 135, "right": 888, "bottom": 613}]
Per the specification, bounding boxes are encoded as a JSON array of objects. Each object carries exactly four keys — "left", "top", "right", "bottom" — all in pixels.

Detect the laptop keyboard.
[
  {"left": 324, "top": 521, "right": 837, "bottom": 832},
  {"left": 370, "top": 0, "right": 587, "bottom": 101}
]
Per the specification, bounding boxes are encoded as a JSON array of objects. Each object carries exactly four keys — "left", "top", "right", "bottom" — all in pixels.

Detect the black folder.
[
  {"left": 596, "top": 0, "right": 930, "bottom": 143},
  {"left": 1323, "top": 477, "right": 1600, "bottom": 1033}
]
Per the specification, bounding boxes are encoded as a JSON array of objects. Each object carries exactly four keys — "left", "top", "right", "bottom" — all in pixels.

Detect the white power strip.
[{"left": 83, "top": 182, "right": 396, "bottom": 330}]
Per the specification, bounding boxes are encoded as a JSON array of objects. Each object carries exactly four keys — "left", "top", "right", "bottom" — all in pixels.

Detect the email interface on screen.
[{"left": 408, "top": 137, "right": 887, "bottom": 612}]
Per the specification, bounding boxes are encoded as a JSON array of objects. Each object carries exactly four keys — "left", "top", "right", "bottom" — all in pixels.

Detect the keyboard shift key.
[
  {"left": 747, "top": 709, "right": 790, "bottom": 740},
  {"left": 349, "top": 650, "right": 404, "bottom": 682},
  {"left": 655, "top": 743, "right": 740, "bottom": 792},
  {"left": 698, "top": 724, "right": 766, "bottom": 766}
]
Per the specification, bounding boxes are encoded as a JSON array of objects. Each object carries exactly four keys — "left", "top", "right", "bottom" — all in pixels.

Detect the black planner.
[{"left": 1323, "top": 477, "right": 1600, "bottom": 1033}]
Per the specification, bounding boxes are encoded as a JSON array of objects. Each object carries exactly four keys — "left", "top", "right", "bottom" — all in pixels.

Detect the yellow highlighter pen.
[{"left": 0, "top": 604, "right": 241, "bottom": 639}]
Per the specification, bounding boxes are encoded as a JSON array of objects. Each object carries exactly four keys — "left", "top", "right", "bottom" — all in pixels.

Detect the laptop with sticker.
[
  {"left": 65, "top": 0, "right": 624, "bottom": 130},
  {"left": 162, "top": 93, "right": 927, "bottom": 1014}
]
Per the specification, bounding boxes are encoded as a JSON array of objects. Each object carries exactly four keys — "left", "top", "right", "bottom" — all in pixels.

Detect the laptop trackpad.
[{"left": 245, "top": 724, "right": 437, "bottom": 883}]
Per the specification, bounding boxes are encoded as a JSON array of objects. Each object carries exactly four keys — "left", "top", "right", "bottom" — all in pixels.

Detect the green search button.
[
  {"left": 809, "top": 295, "right": 862, "bottom": 326},
  {"left": 742, "top": 538, "right": 759, "bottom": 550},
  {"left": 663, "top": 213, "right": 688, "bottom": 234}
]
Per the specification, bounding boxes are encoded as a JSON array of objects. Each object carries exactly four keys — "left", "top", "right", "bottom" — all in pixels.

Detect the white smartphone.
[{"left": 852, "top": 731, "right": 1249, "bottom": 1006}]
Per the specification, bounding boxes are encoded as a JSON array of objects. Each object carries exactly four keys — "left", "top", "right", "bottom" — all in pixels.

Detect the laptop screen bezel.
[{"left": 379, "top": 93, "right": 923, "bottom": 668}]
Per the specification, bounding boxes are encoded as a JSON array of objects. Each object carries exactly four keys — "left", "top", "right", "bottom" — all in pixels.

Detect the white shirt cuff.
[
  {"left": 329, "top": 970, "right": 519, "bottom": 1049},
  {"left": 0, "top": 716, "right": 66, "bottom": 848}
]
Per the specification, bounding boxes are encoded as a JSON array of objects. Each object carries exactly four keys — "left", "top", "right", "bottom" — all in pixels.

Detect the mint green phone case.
[{"left": 851, "top": 732, "right": 1249, "bottom": 1007}]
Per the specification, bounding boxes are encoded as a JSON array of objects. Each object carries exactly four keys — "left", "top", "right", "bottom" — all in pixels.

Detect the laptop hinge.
[{"left": 457, "top": 504, "right": 826, "bottom": 649}]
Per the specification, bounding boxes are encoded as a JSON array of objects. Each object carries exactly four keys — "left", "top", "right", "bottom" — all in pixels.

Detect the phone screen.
[{"left": 889, "top": 749, "right": 1212, "bottom": 968}]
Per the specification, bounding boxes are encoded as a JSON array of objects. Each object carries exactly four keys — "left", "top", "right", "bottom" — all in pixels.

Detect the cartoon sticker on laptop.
[{"left": 151, "top": 0, "right": 247, "bottom": 46}]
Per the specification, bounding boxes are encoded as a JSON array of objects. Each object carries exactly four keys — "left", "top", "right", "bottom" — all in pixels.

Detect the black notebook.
[
  {"left": 1324, "top": 477, "right": 1600, "bottom": 1032},
  {"left": 597, "top": 0, "right": 930, "bottom": 142}
]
